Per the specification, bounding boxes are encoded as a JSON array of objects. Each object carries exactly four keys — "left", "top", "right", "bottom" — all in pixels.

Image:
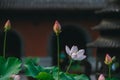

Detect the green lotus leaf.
[
  {"left": 24, "top": 61, "right": 43, "bottom": 78},
  {"left": 24, "top": 61, "right": 58, "bottom": 78},
  {"left": 0, "top": 56, "right": 22, "bottom": 79},
  {"left": 52, "top": 71, "right": 75, "bottom": 80},
  {"left": 36, "top": 72, "right": 54, "bottom": 80},
  {"left": 74, "top": 74, "right": 89, "bottom": 80}
]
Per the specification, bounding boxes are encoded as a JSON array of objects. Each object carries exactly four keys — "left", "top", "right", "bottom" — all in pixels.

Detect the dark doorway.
[{"left": 0, "top": 30, "right": 24, "bottom": 59}]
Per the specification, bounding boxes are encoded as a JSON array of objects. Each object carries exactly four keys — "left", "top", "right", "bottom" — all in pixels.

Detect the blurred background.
[{"left": 0, "top": 0, "right": 120, "bottom": 80}]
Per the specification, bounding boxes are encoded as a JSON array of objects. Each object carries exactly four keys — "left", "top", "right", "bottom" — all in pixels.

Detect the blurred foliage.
[{"left": 24, "top": 61, "right": 89, "bottom": 80}]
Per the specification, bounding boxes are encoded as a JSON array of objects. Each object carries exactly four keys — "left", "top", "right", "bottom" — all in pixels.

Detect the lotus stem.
[
  {"left": 57, "top": 34, "right": 60, "bottom": 80},
  {"left": 3, "top": 31, "right": 7, "bottom": 58},
  {"left": 66, "top": 59, "right": 73, "bottom": 73}
]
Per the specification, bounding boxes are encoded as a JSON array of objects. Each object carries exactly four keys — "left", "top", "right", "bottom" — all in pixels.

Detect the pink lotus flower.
[
  {"left": 4, "top": 20, "right": 11, "bottom": 31},
  {"left": 53, "top": 20, "right": 61, "bottom": 35},
  {"left": 104, "top": 54, "right": 112, "bottom": 65},
  {"left": 98, "top": 74, "right": 105, "bottom": 80},
  {"left": 65, "top": 45, "right": 86, "bottom": 61},
  {"left": 11, "top": 75, "right": 20, "bottom": 80}
]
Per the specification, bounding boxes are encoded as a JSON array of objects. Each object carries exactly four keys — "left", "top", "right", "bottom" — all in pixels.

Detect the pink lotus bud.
[
  {"left": 104, "top": 54, "right": 112, "bottom": 65},
  {"left": 11, "top": 75, "right": 20, "bottom": 80},
  {"left": 98, "top": 74, "right": 105, "bottom": 80},
  {"left": 4, "top": 20, "right": 11, "bottom": 31},
  {"left": 53, "top": 20, "right": 61, "bottom": 35}
]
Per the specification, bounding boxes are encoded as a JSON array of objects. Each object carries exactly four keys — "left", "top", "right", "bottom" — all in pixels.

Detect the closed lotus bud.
[
  {"left": 4, "top": 20, "right": 11, "bottom": 31},
  {"left": 11, "top": 75, "right": 20, "bottom": 80},
  {"left": 98, "top": 74, "right": 105, "bottom": 80},
  {"left": 53, "top": 20, "right": 61, "bottom": 35},
  {"left": 104, "top": 54, "right": 112, "bottom": 65}
]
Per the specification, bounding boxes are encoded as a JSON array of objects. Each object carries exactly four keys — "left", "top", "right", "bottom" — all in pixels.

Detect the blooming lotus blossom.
[
  {"left": 53, "top": 20, "right": 61, "bottom": 35},
  {"left": 4, "top": 20, "right": 11, "bottom": 31},
  {"left": 104, "top": 54, "right": 113, "bottom": 65},
  {"left": 65, "top": 45, "right": 86, "bottom": 61},
  {"left": 98, "top": 74, "right": 105, "bottom": 80}
]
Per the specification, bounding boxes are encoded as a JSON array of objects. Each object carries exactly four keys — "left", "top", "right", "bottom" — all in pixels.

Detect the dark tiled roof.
[
  {"left": 0, "top": 0, "right": 106, "bottom": 10},
  {"left": 95, "top": 0, "right": 120, "bottom": 13},
  {"left": 87, "top": 37, "right": 120, "bottom": 48},
  {"left": 92, "top": 19, "right": 120, "bottom": 30},
  {"left": 95, "top": 5, "right": 120, "bottom": 13}
]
